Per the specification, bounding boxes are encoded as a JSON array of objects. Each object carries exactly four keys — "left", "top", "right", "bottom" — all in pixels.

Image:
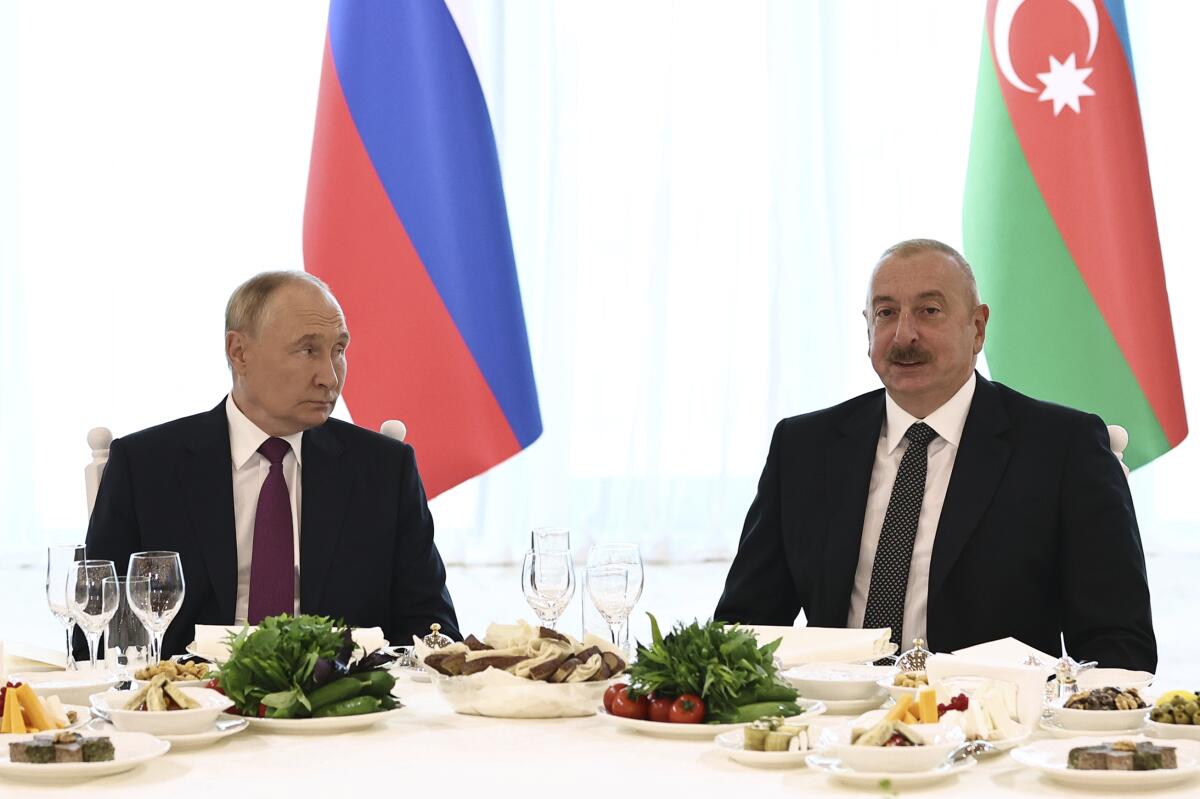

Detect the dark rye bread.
[{"left": 1068, "top": 741, "right": 1177, "bottom": 771}]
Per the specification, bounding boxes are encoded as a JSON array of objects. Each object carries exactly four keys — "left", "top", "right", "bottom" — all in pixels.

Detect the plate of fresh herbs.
[{"left": 208, "top": 614, "right": 403, "bottom": 733}]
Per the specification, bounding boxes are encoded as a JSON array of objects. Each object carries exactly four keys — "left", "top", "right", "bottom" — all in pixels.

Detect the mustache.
[{"left": 888, "top": 345, "right": 931, "bottom": 364}]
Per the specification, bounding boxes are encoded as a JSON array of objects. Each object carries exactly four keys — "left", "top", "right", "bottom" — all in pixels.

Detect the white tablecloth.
[{"left": 2, "top": 669, "right": 1197, "bottom": 797}]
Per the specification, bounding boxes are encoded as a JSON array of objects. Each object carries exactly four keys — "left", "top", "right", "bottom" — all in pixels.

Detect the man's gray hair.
[
  {"left": 225, "top": 271, "right": 335, "bottom": 338},
  {"left": 877, "top": 238, "right": 982, "bottom": 306}
]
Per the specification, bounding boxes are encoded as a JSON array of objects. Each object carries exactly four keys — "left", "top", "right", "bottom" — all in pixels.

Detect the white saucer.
[
  {"left": 1039, "top": 718, "right": 1146, "bottom": 739},
  {"left": 805, "top": 753, "right": 976, "bottom": 787},
  {"left": 0, "top": 731, "right": 169, "bottom": 783},
  {"left": 86, "top": 715, "right": 248, "bottom": 748},
  {"left": 714, "top": 729, "right": 813, "bottom": 767},
  {"left": 818, "top": 693, "right": 890, "bottom": 715}
]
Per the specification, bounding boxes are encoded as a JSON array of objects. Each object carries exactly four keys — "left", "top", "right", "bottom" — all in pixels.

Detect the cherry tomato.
[
  {"left": 603, "top": 683, "right": 627, "bottom": 714},
  {"left": 648, "top": 694, "right": 673, "bottom": 723},
  {"left": 668, "top": 694, "right": 705, "bottom": 724},
  {"left": 206, "top": 677, "right": 223, "bottom": 693},
  {"left": 610, "top": 688, "right": 650, "bottom": 720},
  {"left": 257, "top": 703, "right": 268, "bottom": 718}
]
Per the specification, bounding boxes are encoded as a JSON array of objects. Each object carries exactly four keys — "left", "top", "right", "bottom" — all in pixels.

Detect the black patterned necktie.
[{"left": 863, "top": 421, "right": 938, "bottom": 651}]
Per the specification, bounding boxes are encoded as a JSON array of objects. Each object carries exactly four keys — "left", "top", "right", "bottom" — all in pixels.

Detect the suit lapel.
[
  {"left": 299, "top": 423, "right": 350, "bottom": 613},
  {"left": 928, "top": 375, "right": 1012, "bottom": 603},
  {"left": 179, "top": 402, "right": 237, "bottom": 622},
  {"left": 822, "top": 393, "right": 885, "bottom": 626}
]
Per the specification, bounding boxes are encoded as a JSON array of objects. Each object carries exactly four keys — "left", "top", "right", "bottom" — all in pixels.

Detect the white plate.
[
  {"left": 243, "top": 706, "right": 405, "bottom": 734},
  {"left": 86, "top": 715, "right": 248, "bottom": 749},
  {"left": 805, "top": 753, "right": 976, "bottom": 787},
  {"left": 1078, "top": 669, "right": 1154, "bottom": 692},
  {"left": 714, "top": 729, "right": 814, "bottom": 767},
  {"left": 1039, "top": 718, "right": 1147, "bottom": 739},
  {"left": 1146, "top": 720, "right": 1200, "bottom": 741},
  {"left": 819, "top": 693, "right": 890, "bottom": 715},
  {"left": 782, "top": 663, "right": 897, "bottom": 701},
  {"left": 9, "top": 671, "right": 120, "bottom": 706},
  {"left": 598, "top": 699, "right": 825, "bottom": 739},
  {"left": 0, "top": 731, "right": 169, "bottom": 783},
  {"left": 1010, "top": 736, "right": 1200, "bottom": 788},
  {"left": 91, "top": 687, "right": 234, "bottom": 735},
  {"left": 1049, "top": 703, "right": 1149, "bottom": 731}
]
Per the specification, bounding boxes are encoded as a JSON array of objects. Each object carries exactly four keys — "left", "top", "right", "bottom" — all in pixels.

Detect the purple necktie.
[{"left": 248, "top": 437, "right": 294, "bottom": 623}]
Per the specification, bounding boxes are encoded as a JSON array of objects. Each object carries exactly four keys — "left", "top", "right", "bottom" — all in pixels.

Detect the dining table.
[{"left": 3, "top": 664, "right": 1198, "bottom": 798}]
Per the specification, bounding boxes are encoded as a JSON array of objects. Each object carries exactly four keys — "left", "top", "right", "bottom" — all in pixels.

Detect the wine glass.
[
  {"left": 66, "top": 560, "right": 118, "bottom": 670},
  {"left": 46, "top": 544, "right": 86, "bottom": 670},
  {"left": 127, "top": 551, "right": 185, "bottom": 662},
  {"left": 106, "top": 576, "right": 151, "bottom": 678},
  {"left": 521, "top": 550, "right": 575, "bottom": 630},
  {"left": 585, "top": 543, "right": 644, "bottom": 652},
  {"left": 531, "top": 527, "right": 570, "bottom": 553}
]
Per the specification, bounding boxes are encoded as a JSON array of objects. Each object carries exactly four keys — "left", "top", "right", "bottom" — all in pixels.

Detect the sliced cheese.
[
  {"left": 918, "top": 688, "right": 938, "bottom": 724},
  {"left": 885, "top": 692, "right": 914, "bottom": 722},
  {"left": 15, "top": 684, "right": 54, "bottom": 731},
  {"left": 2, "top": 688, "right": 27, "bottom": 734}
]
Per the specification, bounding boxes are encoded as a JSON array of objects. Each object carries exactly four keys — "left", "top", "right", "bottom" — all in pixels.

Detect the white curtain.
[{"left": 2, "top": 1, "right": 1198, "bottom": 570}]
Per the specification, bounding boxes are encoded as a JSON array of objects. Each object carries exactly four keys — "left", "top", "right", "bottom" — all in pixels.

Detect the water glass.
[
  {"left": 127, "top": 551, "right": 185, "bottom": 662},
  {"left": 585, "top": 543, "right": 644, "bottom": 652},
  {"left": 66, "top": 560, "right": 118, "bottom": 670},
  {"left": 106, "top": 576, "right": 151, "bottom": 676},
  {"left": 521, "top": 550, "right": 575, "bottom": 630},
  {"left": 531, "top": 527, "right": 570, "bottom": 553},
  {"left": 46, "top": 544, "right": 86, "bottom": 670}
]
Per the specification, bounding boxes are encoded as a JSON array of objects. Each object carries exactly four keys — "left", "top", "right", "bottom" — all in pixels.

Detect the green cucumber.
[
  {"left": 723, "top": 701, "right": 805, "bottom": 724},
  {"left": 307, "top": 677, "right": 362, "bottom": 711},
  {"left": 354, "top": 670, "right": 397, "bottom": 698},
  {"left": 312, "top": 695, "right": 381, "bottom": 718}
]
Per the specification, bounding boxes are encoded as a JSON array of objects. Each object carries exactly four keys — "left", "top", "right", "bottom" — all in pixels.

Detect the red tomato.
[
  {"left": 603, "top": 683, "right": 627, "bottom": 714},
  {"left": 610, "top": 688, "right": 650, "bottom": 720},
  {"left": 257, "top": 703, "right": 268, "bottom": 718},
  {"left": 648, "top": 695, "right": 673, "bottom": 723},
  {"left": 206, "top": 677, "right": 223, "bottom": 693},
  {"left": 668, "top": 694, "right": 705, "bottom": 724}
]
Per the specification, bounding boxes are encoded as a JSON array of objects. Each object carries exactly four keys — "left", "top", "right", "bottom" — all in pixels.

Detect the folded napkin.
[
  {"left": 1, "top": 640, "right": 67, "bottom": 672},
  {"left": 192, "top": 625, "right": 388, "bottom": 660},
  {"left": 925, "top": 653, "right": 1049, "bottom": 726},
  {"left": 746, "top": 626, "right": 894, "bottom": 666},
  {"left": 951, "top": 636, "right": 1057, "bottom": 668}
]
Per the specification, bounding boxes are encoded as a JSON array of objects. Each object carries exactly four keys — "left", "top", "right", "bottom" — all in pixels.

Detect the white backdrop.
[{"left": 2, "top": 1, "right": 1198, "bottom": 572}]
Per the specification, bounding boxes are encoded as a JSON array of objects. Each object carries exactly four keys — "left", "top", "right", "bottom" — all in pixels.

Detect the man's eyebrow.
[
  {"left": 916, "top": 290, "right": 948, "bottom": 301},
  {"left": 870, "top": 294, "right": 896, "bottom": 306}
]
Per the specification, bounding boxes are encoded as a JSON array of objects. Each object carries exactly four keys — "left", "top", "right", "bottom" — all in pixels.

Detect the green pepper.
[
  {"left": 312, "top": 695, "right": 381, "bottom": 718},
  {"left": 720, "top": 701, "right": 805, "bottom": 724},
  {"left": 307, "top": 677, "right": 362, "bottom": 711},
  {"left": 378, "top": 695, "right": 398, "bottom": 711},
  {"left": 354, "top": 670, "right": 397, "bottom": 698}
]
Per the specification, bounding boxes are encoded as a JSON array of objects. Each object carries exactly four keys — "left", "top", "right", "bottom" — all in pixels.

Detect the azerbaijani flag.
[
  {"left": 304, "top": 0, "right": 542, "bottom": 496},
  {"left": 964, "top": 0, "right": 1185, "bottom": 468}
]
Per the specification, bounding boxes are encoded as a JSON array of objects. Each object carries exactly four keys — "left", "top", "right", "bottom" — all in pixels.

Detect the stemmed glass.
[
  {"left": 66, "top": 560, "right": 119, "bottom": 670},
  {"left": 521, "top": 550, "right": 575, "bottom": 630},
  {"left": 127, "top": 551, "right": 185, "bottom": 663},
  {"left": 46, "top": 544, "right": 86, "bottom": 670},
  {"left": 586, "top": 543, "right": 644, "bottom": 651}
]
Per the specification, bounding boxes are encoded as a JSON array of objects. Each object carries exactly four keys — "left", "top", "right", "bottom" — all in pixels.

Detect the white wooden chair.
[{"left": 85, "top": 419, "right": 408, "bottom": 518}]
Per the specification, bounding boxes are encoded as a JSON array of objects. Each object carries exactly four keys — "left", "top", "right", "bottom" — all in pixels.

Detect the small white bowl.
[
  {"left": 1049, "top": 704, "right": 1148, "bottom": 732},
  {"left": 817, "top": 720, "right": 964, "bottom": 773},
  {"left": 1077, "top": 669, "right": 1154, "bottom": 692},
  {"left": 783, "top": 663, "right": 897, "bottom": 701},
  {"left": 1145, "top": 719, "right": 1200, "bottom": 740},
  {"left": 91, "top": 687, "right": 234, "bottom": 735},
  {"left": 10, "top": 670, "right": 120, "bottom": 706}
]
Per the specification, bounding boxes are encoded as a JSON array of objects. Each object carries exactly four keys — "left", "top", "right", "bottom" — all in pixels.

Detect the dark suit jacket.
[
  {"left": 714, "top": 375, "right": 1157, "bottom": 672},
  {"left": 85, "top": 400, "right": 460, "bottom": 657}
]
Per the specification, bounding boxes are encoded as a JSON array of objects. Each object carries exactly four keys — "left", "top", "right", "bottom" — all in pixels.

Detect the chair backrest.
[{"left": 85, "top": 418, "right": 409, "bottom": 518}]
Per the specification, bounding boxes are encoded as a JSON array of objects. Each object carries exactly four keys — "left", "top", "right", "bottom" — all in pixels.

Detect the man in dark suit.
[
  {"left": 86, "top": 271, "right": 460, "bottom": 657},
  {"left": 715, "top": 239, "right": 1156, "bottom": 672}
]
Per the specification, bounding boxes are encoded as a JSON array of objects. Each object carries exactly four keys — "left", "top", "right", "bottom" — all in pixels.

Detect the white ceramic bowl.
[
  {"left": 1145, "top": 720, "right": 1200, "bottom": 740},
  {"left": 91, "top": 687, "right": 234, "bottom": 735},
  {"left": 783, "top": 663, "right": 897, "bottom": 701},
  {"left": 1049, "top": 704, "right": 1149, "bottom": 732},
  {"left": 10, "top": 670, "right": 120, "bottom": 706},
  {"left": 1077, "top": 669, "right": 1154, "bottom": 692},
  {"left": 818, "top": 720, "right": 964, "bottom": 773}
]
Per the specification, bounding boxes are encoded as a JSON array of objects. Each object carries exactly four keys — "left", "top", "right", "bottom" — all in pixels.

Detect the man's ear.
[
  {"left": 226, "top": 330, "right": 250, "bottom": 375},
  {"left": 973, "top": 303, "right": 990, "bottom": 353}
]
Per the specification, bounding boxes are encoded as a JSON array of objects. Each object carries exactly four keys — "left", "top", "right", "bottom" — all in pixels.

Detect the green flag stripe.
[{"left": 963, "top": 30, "right": 1169, "bottom": 469}]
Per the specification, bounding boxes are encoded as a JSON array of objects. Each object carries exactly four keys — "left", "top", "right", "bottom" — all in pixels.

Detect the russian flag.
[{"left": 303, "top": 0, "right": 542, "bottom": 496}]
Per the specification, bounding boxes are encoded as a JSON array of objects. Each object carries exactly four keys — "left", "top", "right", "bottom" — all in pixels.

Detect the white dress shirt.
[
  {"left": 226, "top": 395, "right": 303, "bottom": 622},
  {"left": 846, "top": 373, "right": 976, "bottom": 647}
]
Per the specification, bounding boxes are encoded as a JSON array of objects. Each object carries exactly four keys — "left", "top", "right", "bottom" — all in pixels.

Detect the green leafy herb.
[
  {"left": 626, "top": 614, "right": 798, "bottom": 723},
  {"left": 217, "top": 614, "right": 348, "bottom": 715}
]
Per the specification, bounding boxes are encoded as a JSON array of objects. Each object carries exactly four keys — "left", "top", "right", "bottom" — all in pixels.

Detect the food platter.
[
  {"left": 804, "top": 753, "right": 976, "bottom": 787},
  {"left": 0, "top": 731, "right": 169, "bottom": 783},
  {"left": 1010, "top": 736, "right": 1200, "bottom": 788},
  {"left": 599, "top": 699, "right": 825, "bottom": 739},
  {"left": 713, "top": 729, "right": 814, "bottom": 768},
  {"left": 9, "top": 671, "right": 120, "bottom": 707},
  {"left": 241, "top": 706, "right": 406, "bottom": 734}
]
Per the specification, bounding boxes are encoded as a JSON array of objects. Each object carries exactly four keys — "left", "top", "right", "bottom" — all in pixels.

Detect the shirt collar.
[
  {"left": 882, "top": 372, "right": 977, "bottom": 454},
  {"left": 225, "top": 394, "right": 304, "bottom": 470}
]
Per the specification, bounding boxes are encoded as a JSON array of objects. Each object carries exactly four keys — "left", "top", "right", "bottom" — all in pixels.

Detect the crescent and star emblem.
[{"left": 993, "top": 0, "right": 1099, "bottom": 115}]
